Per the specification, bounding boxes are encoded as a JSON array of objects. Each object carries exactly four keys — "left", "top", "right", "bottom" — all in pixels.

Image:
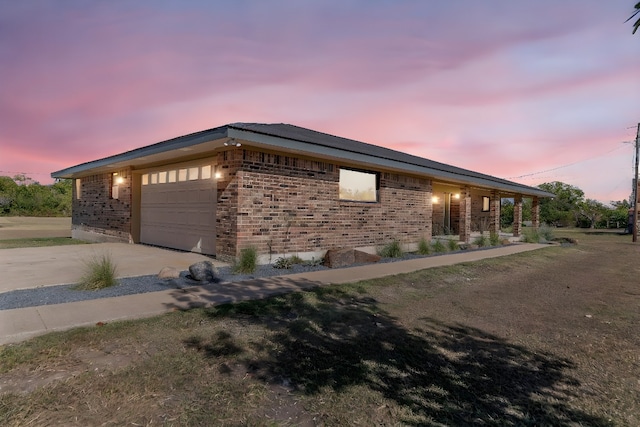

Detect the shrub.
[
  {"left": 234, "top": 246, "right": 258, "bottom": 274},
  {"left": 447, "top": 239, "right": 459, "bottom": 251},
  {"left": 75, "top": 253, "right": 118, "bottom": 290},
  {"left": 538, "top": 224, "right": 554, "bottom": 242},
  {"left": 379, "top": 240, "right": 403, "bottom": 258},
  {"left": 473, "top": 234, "right": 489, "bottom": 247},
  {"left": 288, "top": 255, "right": 304, "bottom": 265},
  {"left": 489, "top": 232, "right": 501, "bottom": 246},
  {"left": 432, "top": 240, "right": 446, "bottom": 253},
  {"left": 417, "top": 237, "right": 430, "bottom": 255},
  {"left": 273, "top": 257, "right": 293, "bottom": 269},
  {"left": 521, "top": 228, "right": 540, "bottom": 243},
  {"left": 303, "top": 256, "right": 323, "bottom": 267}
]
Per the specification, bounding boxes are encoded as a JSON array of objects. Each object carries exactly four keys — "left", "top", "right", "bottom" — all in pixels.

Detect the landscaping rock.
[
  {"left": 323, "top": 248, "right": 381, "bottom": 268},
  {"left": 188, "top": 261, "right": 218, "bottom": 282},
  {"left": 158, "top": 266, "right": 180, "bottom": 279}
]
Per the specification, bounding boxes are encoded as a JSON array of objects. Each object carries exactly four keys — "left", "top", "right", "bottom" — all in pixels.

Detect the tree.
[
  {"left": 627, "top": 2, "right": 640, "bottom": 34},
  {"left": 538, "top": 182, "right": 585, "bottom": 226},
  {"left": 0, "top": 175, "right": 72, "bottom": 216},
  {"left": 577, "top": 199, "right": 607, "bottom": 228}
]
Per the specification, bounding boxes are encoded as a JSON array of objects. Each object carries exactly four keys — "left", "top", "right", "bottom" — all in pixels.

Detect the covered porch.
[{"left": 430, "top": 182, "right": 541, "bottom": 244}]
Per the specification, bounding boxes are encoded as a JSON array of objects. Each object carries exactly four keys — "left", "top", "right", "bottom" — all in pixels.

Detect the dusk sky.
[{"left": 1, "top": 1, "right": 638, "bottom": 203}]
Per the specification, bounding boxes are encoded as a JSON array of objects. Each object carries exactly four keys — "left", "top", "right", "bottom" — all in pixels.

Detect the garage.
[{"left": 140, "top": 162, "right": 216, "bottom": 255}]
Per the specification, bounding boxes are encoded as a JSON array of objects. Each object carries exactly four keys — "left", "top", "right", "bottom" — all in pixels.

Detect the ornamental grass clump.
[
  {"left": 447, "top": 239, "right": 459, "bottom": 251},
  {"left": 538, "top": 224, "right": 554, "bottom": 242},
  {"left": 473, "top": 234, "right": 489, "bottom": 247},
  {"left": 234, "top": 246, "right": 258, "bottom": 274},
  {"left": 417, "top": 237, "right": 430, "bottom": 255},
  {"left": 432, "top": 240, "right": 447, "bottom": 253},
  {"left": 521, "top": 228, "right": 541, "bottom": 243},
  {"left": 75, "top": 253, "right": 118, "bottom": 290},
  {"left": 489, "top": 232, "right": 501, "bottom": 246},
  {"left": 379, "top": 240, "right": 403, "bottom": 258}
]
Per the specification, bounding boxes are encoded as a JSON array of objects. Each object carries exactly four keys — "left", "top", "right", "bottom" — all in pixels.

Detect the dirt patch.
[{"left": 0, "top": 347, "right": 141, "bottom": 395}]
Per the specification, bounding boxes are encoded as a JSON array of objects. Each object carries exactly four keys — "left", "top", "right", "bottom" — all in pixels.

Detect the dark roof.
[
  {"left": 227, "top": 123, "right": 553, "bottom": 197},
  {"left": 52, "top": 122, "right": 553, "bottom": 198}
]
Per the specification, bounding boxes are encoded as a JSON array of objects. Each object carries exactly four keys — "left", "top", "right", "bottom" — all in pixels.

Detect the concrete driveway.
[{"left": 0, "top": 243, "right": 227, "bottom": 293}]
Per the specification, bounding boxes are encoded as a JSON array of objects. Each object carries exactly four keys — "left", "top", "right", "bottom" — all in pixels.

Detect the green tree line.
[
  {"left": 0, "top": 175, "right": 72, "bottom": 216},
  {"left": 501, "top": 181, "right": 630, "bottom": 230}
]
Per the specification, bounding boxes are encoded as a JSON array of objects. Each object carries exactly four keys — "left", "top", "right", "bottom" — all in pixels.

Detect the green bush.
[
  {"left": 75, "top": 253, "right": 118, "bottom": 290},
  {"left": 273, "top": 257, "right": 293, "bottom": 269},
  {"left": 489, "top": 232, "right": 501, "bottom": 246},
  {"left": 288, "top": 255, "right": 304, "bottom": 265},
  {"left": 432, "top": 240, "right": 446, "bottom": 253},
  {"left": 379, "top": 240, "right": 403, "bottom": 258},
  {"left": 234, "top": 247, "right": 258, "bottom": 274},
  {"left": 473, "top": 234, "right": 489, "bottom": 247},
  {"left": 538, "top": 224, "right": 554, "bottom": 242},
  {"left": 521, "top": 228, "right": 541, "bottom": 243},
  {"left": 417, "top": 237, "right": 430, "bottom": 255},
  {"left": 447, "top": 239, "right": 458, "bottom": 251}
]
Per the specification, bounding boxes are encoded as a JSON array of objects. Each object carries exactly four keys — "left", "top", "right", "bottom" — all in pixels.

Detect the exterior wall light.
[
  {"left": 214, "top": 172, "right": 222, "bottom": 179},
  {"left": 116, "top": 176, "right": 124, "bottom": 185},
  {"left": 453, "top": 193, "right": 460, "bottom": 199},
  {"left": 431, "top": 196, "right": 439, "bottom": 204},
  {"left": 223, "top": 139, "right": 242, "bottom": 147}
]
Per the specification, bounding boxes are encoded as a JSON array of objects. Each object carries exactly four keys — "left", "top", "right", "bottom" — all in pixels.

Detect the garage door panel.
[{"left": 140, "top": 164, "right": 216, "bottom": 255}]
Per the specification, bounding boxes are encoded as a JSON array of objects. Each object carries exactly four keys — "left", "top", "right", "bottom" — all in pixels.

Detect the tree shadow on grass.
[{"left": 188, "top": 285, "right": 605, "bottom": 425}]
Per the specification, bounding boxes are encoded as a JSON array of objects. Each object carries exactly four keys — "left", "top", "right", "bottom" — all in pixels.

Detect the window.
[
  {"left": 339, "top": 168, "right": 378, "bottom": 202},
  {"left": 178, "top": 169, "right": 188, "bottom": 181},
  {"left": 142, "top": 174, "right": 149, "bottom": 186},
  {"left": 482, "top": 196, "right": 490, "bottom": 212},
  {"left": 168, "top": 170, "right": 177, "bottom": 183},
  {"left": 201, "top": 165, "right": 212, "bottom": 180},
  {"left": 188, "top": 167, "right": 199, "bottom": 181}
]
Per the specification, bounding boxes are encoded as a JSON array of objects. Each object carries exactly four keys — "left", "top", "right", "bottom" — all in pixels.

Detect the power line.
[{"left": 505, "top": 143, "right": 630, "bottom": 180}]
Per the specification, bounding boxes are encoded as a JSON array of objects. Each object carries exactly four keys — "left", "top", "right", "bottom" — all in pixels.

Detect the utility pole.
[{"left": 634, "top": 122, "right": 640, "bottom": 242}]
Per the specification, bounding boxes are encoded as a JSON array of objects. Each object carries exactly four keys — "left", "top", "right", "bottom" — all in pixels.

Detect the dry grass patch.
[
  {"left": 0, "top": 229, "right": 638, "bottom": 425},
  {"left": 0, "top": 237, "right": 87, "bottom": 249}
]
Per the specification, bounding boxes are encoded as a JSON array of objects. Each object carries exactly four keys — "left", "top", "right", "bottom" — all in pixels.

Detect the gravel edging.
[{"left": 0, "top": 246, "right": 526, "bottom": 311}]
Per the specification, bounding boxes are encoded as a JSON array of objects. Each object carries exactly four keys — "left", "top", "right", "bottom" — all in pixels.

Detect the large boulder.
[
  {"left": 188, "top": 260, "right": 218, "bottom": 282},
  {"left": 323, "top": 248, "right": 381, "bottom": 268}
]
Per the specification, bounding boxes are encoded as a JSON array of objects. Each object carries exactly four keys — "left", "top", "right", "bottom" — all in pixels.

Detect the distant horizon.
[{"left": 1, "top": 1, "right": 639, "bottom": 204}]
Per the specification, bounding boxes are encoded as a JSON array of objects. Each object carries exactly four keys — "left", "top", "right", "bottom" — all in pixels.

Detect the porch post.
[
  {"left": 459, "top": 186, "right": 471, "bottom": 243},
  {"left": 489, "top": 190, "right": 501, "bottom": 235},
  {"left": 532, "top": 197, "right": 540, "bottom": 230},
  {"left": 513, "top": 194, "right": 523, "bottom": 237}
]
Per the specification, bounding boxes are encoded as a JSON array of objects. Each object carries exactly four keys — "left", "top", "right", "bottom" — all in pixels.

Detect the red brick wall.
[
  {"left": 470, "top": 192, "right": 492, "bottom": 232},
  {"left": 217, "top": 148, "right": 432, "bottom": 259},
  {"left": 215, "top": 149, "right": 243, "bottom": 259},
  {"left": 72, "top": 169, "right": 133, "bottom": 241}
]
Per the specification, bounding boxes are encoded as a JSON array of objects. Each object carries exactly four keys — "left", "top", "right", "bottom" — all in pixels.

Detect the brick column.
[
  {"left": 513, "top": 195, "right": 523, "bottom": 237},
  {"left": 490, "top": 191, "right": 501, "bottom": 235},
  {"left": 532, "top": 197, "right": 540, "bottom": 230},
  {"left": 459, "top": 187, "right": 471, "bottom": 243}
]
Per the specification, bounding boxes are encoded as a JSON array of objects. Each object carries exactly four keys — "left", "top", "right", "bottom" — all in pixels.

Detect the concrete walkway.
[{"left": 0, "top": 243, "right": 550, "bottom": 346}]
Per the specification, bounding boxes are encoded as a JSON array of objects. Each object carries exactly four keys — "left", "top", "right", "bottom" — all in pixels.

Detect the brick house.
[{"left": 52, "top": 123, "right": 553, "bottom": 263}]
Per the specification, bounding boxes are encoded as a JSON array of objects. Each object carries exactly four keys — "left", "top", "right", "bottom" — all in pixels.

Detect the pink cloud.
[{"left": 1, "top": 0, "right": 638, "bottom": 205}]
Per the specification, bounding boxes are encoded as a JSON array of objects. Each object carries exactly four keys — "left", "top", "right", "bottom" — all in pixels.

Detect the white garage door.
[{"left": 140, "top": 163, "right": 216, "bottom": 255}]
